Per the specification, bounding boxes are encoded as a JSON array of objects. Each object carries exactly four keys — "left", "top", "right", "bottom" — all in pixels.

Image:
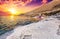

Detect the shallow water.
[{"left": 0, "top": 16, "right": 32, "bottom": 35}]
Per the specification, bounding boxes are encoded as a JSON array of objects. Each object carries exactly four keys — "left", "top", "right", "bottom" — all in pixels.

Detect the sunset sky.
[{"left": 0, "top": 0, "right": 52, "bottom": 15}]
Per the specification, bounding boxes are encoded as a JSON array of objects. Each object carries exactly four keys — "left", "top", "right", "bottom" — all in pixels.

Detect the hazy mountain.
[{"left": 22, "top": 0, "right": 60, "bottom": 17}]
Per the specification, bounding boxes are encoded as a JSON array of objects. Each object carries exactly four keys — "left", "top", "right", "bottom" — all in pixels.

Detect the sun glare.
[{"left": 8, "top": 8, "right": 17, "bottom": 15}]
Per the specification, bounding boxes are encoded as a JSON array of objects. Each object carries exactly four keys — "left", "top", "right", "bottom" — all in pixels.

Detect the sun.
[{"left": 8, "top": 8, "right": 18, "bottom": 15}]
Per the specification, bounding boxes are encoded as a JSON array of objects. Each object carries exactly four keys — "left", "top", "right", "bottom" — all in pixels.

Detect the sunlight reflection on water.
[{"left": 0, "top": 15, "right": 28, "bottom": 35}]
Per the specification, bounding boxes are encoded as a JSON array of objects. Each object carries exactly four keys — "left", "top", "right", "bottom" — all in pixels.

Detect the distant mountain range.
[{"left": 20, "top": 0, "right": 60, "bottom": 17}]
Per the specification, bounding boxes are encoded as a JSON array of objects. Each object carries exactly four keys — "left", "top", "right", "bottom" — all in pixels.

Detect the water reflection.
[
  {"left": 0, "top": 15, "right": 18, "bottom": 35},
  {"left": 10, "top": 16, "right": 15, "bottom": 21},
  {"left": 0, "top": 15, "right": 26, "bottom": 35},
  {"left": 0, "top": 16, "right": 19, "bottom": 26},
  {"left": 0, "top": 15, "right": 32, "bottom": 26},
  {"left": 0, "top": 15, "right": 38, "bottom": 35}
]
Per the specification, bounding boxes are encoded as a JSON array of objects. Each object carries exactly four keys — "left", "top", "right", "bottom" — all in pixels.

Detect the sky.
[{"left": 0, "top": 0, "right": 52, "bottom": 15}]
